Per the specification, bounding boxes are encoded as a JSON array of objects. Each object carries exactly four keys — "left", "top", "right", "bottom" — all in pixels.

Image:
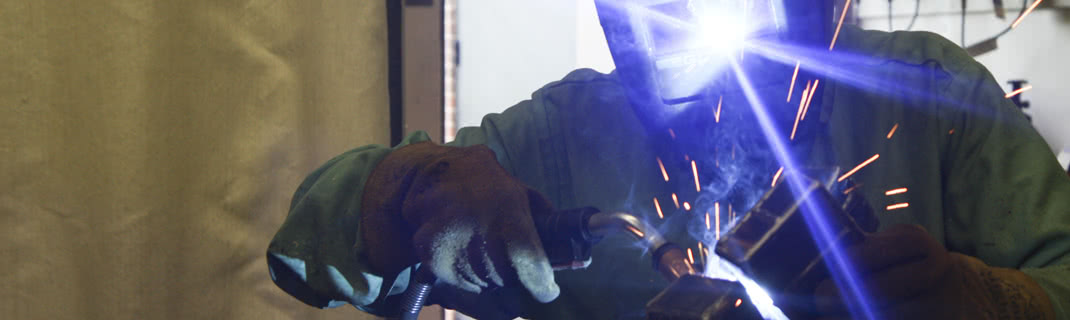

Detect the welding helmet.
[{"left": 594, "top": 0, "right": 836, "bottom": 131}]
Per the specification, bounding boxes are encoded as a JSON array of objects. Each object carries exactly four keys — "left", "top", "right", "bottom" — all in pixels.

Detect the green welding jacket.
[{"left": 267, "top": 27, "right": 1070, "bottom": 319}]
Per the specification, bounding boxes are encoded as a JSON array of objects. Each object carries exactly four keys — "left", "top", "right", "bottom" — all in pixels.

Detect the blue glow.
[{"left": 729, "top": 60, "right": 878, "bottom": 320}]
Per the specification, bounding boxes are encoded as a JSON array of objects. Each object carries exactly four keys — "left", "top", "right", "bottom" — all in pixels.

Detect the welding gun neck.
[{"left": 584, "top": 212, "right": 695, "bottom": 281}]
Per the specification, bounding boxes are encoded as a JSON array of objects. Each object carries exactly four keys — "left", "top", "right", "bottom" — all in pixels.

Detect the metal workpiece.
[
  {"left": 714, "top": 173, "right": 876, "bottom": 318},
  {"left": 646, "top": 275, "right": 764, "bottom": 320}
]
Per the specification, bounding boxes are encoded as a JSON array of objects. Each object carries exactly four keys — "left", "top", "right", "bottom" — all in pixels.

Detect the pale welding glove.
[
  {"left": 359, "top": 142, "right": 561, "bottom": 308},
  {"left": 813, "top": 224, "right": 1055, "bottom": 320}
]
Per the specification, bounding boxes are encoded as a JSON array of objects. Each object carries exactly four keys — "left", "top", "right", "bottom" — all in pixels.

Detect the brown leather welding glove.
[
  {"left": 360, "top": 142, "right": 560, "bottom": 304},
  {"left": 813, "top": 224, "right": 1055, "bottom": 320}
]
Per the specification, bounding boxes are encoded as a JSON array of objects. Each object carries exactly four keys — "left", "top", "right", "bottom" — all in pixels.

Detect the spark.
[
  {"left": 830, "top": 0, "right": 852, "bottom": 51},
  {"left": 692, "top": 160, "right": 701, "bottom": 192},
  {"left": 837, "top": 154, "right": 880, "bottom": 182},
  {"left": 1011, "top": 0, "right": 1044, "bottom": 29},
  {"left": 735, "top": 299, "right": 743, "bottom": 308},
  {"left": 626, "top": 225, "right": 646, "bottom": 238},
  {"left": 684, "top": 202, "right": 692, "bottom": 211},
  {"left": 787, "top": 61, "right": 800, "bottom": 102},
  {"left": 657, "top": 157, "right": 670, "bottom": 182},
  {"left": 1005, "top": 85, "right": 1033, "bottom": 98},
  {"left": 654, "top": 198, "right": 664, "bottom": 219},
  {"left": 843, "top": 184, "right": 862, "bottom": 195},
  {"left": 715, "top": 202, "right": 721, "bottom": 240},
  {"left": 886, "top": 123, "right": 899, "bottom": 139},
  {"left": 887, "top": 202, "right": 910, "bottom": 211},
  {"left": 668, "top": 129, "right": 676, "bottom": 140},
  {"left": 885, "top": 188, "right": 908, "bottom": 195},
  {"left": 802, "top": 79, "right": 820, "bottom": 121},
  {"left": 949, "top": 129, "right": 955, "bottom": 135},
  {"left": 698, "top": 242, "right": 707, "bottom": 265},
  {"left": 687, "top": 248, "right": 695, "bottom": 265},
  {"left": 672, "top": 193, "right": 680, "bottom": 208},
  {"left": 728, "top": 204, "right": 734, "bottom": 221},
  {"left": 771, "top": 166, "right": 784, "bottom": 187},
  {"left": 706, "top": 212, "right": 711, "bottom": 230},
  {"left": 790, "top": 81, "right": 811, "bottom": 141},
  {"left": 715, "top": 95, "right": 723, "bottom": 123}
]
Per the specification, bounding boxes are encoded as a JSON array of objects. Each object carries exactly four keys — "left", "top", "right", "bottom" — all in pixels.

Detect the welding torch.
[{"left": 398, "top": 207, "right": 695, "bottom": 320}]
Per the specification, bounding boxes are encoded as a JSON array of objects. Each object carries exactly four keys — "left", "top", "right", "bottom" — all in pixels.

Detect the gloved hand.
[
  {"left": 813, "top": 224, "right": 1054, "bottom": 320},
  {"left": 359, "top": 142, "right": 560, "bottom": 307}
]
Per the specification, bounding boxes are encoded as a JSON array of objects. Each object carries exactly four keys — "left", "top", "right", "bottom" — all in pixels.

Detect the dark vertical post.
[{"left": 387, "top": 0, "right": 404, "bottom": 146}]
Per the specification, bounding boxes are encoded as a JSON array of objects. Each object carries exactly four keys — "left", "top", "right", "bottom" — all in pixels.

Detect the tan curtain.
[{"left": 1, "top": 1, "right": 388, "bottom": 319}]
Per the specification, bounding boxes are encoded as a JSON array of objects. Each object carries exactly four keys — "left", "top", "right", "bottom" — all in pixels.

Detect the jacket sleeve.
[
  {"left": 940, "top": 49, "right": 1070, "bottom": 319},
  {"left": 265, "top": 92, "right": 562, "bottom": 315}
]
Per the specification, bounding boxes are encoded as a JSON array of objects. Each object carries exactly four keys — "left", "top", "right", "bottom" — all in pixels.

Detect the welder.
[{"left": 266, "top": 0, "right": 1069, "bottom": 319}]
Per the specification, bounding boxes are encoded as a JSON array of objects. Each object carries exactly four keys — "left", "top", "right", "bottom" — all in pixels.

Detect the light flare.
[
  {"left": 886, "top": 123, "right": 899, "bottom": 139},
  {"left": 730, "top": 60, "right": 877, "bottom": 320},
  {"left": 885, "top": 188, "right": 908, "bottom": 195},
  {"left": 887, "top": 202, "right": 910, "bottom": 211},
  {"left": 1005, "top": 85, "right": 1033, "bottom": 98},
  {"left": 1011, "top": 0, "right": 1045, "bottom": 29},
  {"left": 837, "top": 154, "right": 880, "bottom": 182}
]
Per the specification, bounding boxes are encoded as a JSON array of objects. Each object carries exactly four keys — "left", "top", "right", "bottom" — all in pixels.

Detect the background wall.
[
  {"left": 856, "top": 0, "right": 1070, "bottom": 165},
  {"left": 454, "top": 0, "right": 612, "bottom": 130},
  {"left": 1, "top": 1, "right": 389, "bottom": 319}
]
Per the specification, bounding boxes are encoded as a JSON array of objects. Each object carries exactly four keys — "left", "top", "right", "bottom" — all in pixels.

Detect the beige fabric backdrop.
[{"left": 1, "top": 1, "right": 389, "bottom": 319}]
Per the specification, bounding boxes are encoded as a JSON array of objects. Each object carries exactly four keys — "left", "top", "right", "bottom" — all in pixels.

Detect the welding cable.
[
  {"left": 965, "top": 0, "right": 1030, "bottom": 49},
  {"left": 888, "top": 0, "right": 894, "bottom": 31},
  {"left": 399, "top": 266, "right": 436, "bottom": 320},
  {"left": 905, "top": 0, "right": 920, "bottom": 30},
  {"left": 961, "top": 0, "right": 968, "bottom": 47}
]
